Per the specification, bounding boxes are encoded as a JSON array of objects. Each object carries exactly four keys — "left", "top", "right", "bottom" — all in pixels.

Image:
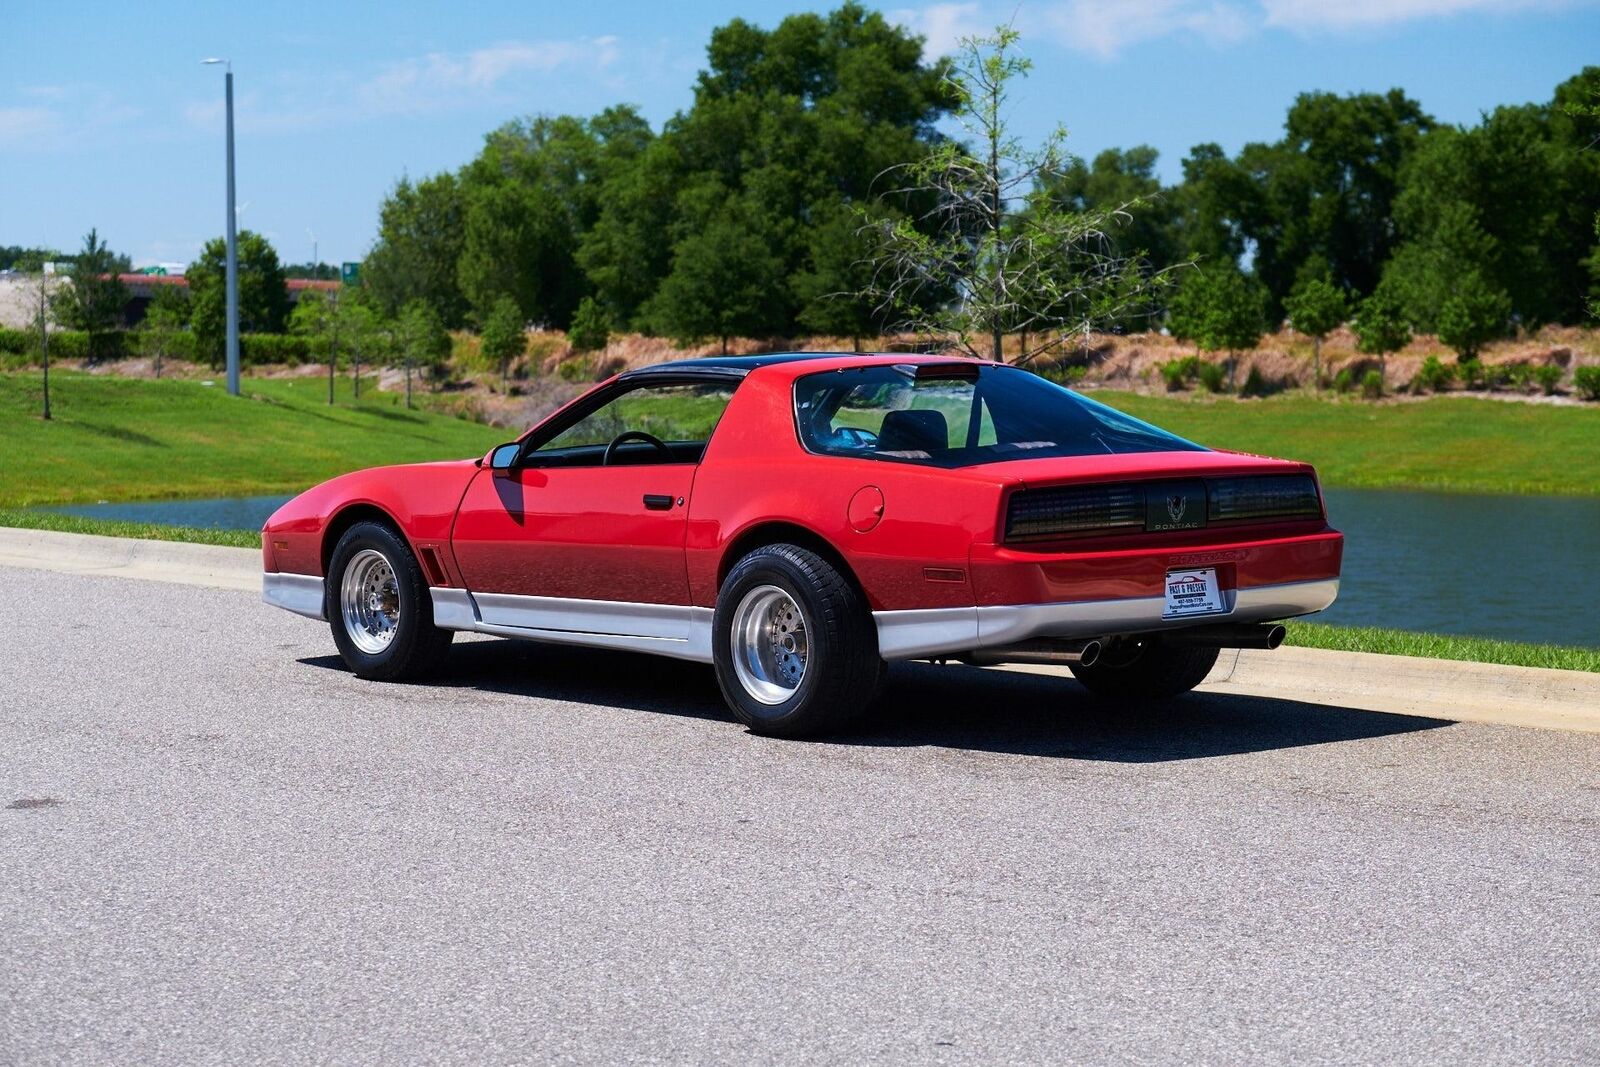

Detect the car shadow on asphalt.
[{"left": 299, "top": 639, "right": 1453, "bottom": 763}]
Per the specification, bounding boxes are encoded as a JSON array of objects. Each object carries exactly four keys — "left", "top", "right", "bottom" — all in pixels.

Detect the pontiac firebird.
[{"left": 262, "top": 353, "right": 1343, "bottom": 737}]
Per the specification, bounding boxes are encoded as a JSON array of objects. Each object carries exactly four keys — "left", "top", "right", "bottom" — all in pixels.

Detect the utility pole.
[
  {"left": 37, "top": 267, "right": 52, "bottom": 421},
  {"left": 203, "top": 58, "right": 240, "bottom": 396}
]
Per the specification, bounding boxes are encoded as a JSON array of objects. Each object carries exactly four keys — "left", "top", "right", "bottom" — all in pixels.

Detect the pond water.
[{"left": 42, "top": 487, "right": 1600, "bottom": 648}]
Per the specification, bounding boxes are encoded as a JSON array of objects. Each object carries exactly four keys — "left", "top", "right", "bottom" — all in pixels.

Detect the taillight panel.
[{"left": 1004, "top": 473, "right": 1322, "bottom": 543}]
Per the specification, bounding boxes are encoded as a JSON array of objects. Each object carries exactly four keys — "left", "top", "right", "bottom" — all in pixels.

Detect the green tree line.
[{"left": 357, "top": 4, "right": 1599, "bottom": 347}]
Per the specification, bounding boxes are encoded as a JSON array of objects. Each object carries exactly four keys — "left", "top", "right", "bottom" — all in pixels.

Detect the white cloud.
[
  {"left": 359, "top": 37, "right": 621, "bottom": 115},
  {"left": 890, "top": 3, "right": 989, "bottom": 58},
  {"left": 1037, "top": 0, "right": 1252, "bottom": 58},
  {"left": 897, "top": 0, "right": 1586, "bottom": 59},
  {"left": 0, "top": 106, "right": 62, "bottom": 147},
  {"left": 1261, "top": 0, "right": 1574, "bottom": 29}
]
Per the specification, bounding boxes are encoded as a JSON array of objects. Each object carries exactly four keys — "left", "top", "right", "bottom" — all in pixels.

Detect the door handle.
[{"left": 643, "top": 494, "right": 674, "bottom": 511}]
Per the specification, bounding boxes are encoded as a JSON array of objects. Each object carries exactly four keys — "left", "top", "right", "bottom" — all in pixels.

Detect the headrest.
[{"left": 877, "top": 409, "right": 948, "bottom": 453}]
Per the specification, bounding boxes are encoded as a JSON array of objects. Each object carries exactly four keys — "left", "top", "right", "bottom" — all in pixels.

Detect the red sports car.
[{"left": 263, "top": 353, "right": 1342, "bottom": 736}]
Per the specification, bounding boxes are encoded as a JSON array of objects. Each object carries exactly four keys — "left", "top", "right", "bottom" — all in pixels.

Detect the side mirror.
[{"left": 488, "top": 443, "right": 521, "bottom": 472}]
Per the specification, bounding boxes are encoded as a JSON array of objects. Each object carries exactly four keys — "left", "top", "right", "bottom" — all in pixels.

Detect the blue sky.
[{"left": 2, "top": 1, "right": 1596, "bottom": 267}]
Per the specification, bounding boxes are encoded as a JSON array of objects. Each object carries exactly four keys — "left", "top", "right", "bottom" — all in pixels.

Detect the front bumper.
[
  {"left": 263, "top": 572, "right": 325, "bottom": 620},
  {"left": 871, "top": 577, "right": 1338, "bottom": 660}
]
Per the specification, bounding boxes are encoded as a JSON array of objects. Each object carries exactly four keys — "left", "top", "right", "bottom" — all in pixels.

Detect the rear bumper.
[
  {"left": 873, "top": 577, "right": 1338, "bottom": 660},
  {"left": 263, "top": 572, "right": 325, "bottom": 620}
]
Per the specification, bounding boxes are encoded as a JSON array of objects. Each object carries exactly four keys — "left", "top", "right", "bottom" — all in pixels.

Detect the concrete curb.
[
  {"left": 0, "top": 526, "right": 259, "bottom": 592},
  {"left": 4, "top": 525, "right": 1597, "bottom": 734}
]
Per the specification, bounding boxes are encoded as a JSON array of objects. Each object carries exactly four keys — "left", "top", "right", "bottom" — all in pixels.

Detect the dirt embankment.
[{"left": 32, "top": 323, "right": 1600, "bottom": 429}]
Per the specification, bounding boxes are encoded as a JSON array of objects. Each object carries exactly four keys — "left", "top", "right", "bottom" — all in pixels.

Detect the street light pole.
[{"left": 204, "top": 58, "right": 240, "bottom": 396}]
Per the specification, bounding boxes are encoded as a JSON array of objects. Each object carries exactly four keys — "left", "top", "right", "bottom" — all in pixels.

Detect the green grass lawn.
[
  {"left": 1285, "top": 622, "right": 1600, "bottom": 673},
  {"left": 1095, "top": 390, "right": 1600, "bottom": 496},
  {"left": 0, "top": 507, "right": 260, "bottom": 547},
  {"left": 0, "top": 372, "right": 504, "bottom": 507}
]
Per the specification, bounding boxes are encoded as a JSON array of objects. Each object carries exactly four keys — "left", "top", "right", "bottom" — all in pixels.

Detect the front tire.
[
  {"left": 327, "top": 521, "right": 453, "bottom": 681},
  {"left": 712, "top": 544, "right": 883, "bottom": 738},
  {"left": 1068, "top": 637, "right": 1219, "bottom": 700}
]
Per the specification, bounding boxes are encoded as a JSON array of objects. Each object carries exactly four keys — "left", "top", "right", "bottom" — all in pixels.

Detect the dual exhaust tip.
[{"left": 958, "top": 623, "right": 1286, "bottom": 668}]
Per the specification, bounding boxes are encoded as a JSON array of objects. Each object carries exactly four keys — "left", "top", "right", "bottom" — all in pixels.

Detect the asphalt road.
[{"left": 3, "top": 566, "right": 1597, "bottom": 1065}]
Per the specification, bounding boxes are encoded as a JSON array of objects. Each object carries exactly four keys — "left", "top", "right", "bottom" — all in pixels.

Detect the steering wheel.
[
  {"left": 835, "top": 426, "right": 879, "bottom": 448},
  {"left": 603, "top": 430, "right": 672, "bottom": 466}
]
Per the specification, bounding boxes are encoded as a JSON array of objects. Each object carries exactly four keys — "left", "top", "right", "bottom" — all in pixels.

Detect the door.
[{"left": 451, "top": 379, "right": 737, "bottom": 638}]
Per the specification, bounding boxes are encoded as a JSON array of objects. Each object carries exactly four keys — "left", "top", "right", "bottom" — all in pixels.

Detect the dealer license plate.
[{"left": 1164, "top": 566, "right": 1224, "bottom": 618}]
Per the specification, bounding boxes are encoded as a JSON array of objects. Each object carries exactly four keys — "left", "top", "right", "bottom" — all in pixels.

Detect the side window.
[{"left": 530, "top": 382, "right": 736, "bottom": 467}]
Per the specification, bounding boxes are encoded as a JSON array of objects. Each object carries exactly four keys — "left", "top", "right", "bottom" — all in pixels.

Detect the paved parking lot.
[{"left": 3, "top": 565, "right": 1597, "bottom": 1064}]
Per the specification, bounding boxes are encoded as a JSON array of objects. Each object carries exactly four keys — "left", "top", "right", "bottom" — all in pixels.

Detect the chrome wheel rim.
[
  {"left": 730, "top": 584, "right": 809, "bottom": 705},
  {"left": 340, "top": 549, "right": 400, "bottom": 655}
]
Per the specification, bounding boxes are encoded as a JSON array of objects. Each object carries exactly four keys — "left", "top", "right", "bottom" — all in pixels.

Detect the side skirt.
[{"left": 429, "top": 588, "right": 714, "bottom": 664}]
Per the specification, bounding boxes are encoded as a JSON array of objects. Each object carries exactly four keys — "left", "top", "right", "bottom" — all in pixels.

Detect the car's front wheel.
[
  {"left": 712, "top": 544, "right": 884, "bottom": 738},
  {"left": 1068, "top": 636, "right": 1219, "bottom": 700},
  {"left": 327, "top": 521, "right": 453, "bottom": 681}
]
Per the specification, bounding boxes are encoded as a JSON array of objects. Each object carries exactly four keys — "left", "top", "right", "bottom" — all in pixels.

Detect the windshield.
[{"left": 793, "top": 364, "right": 1205, "bottom": 467}]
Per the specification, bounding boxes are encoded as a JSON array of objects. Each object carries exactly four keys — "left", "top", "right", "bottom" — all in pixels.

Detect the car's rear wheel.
[
  {"left": 327, "top": 521, "right": 453, "bottom": 681},
  {"left": 1068, "top": 636, "right": 1219, "bottom": 700},
  {"left": 713, "top": 544, "right": 883, "bottom": 738}
]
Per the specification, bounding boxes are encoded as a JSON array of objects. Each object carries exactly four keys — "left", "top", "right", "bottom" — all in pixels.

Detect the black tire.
[
  {"left": 712, "top": 544, "right": 883, "bottom": 738},
  {"left": 326, "top": 521, "right": 453, "bottom": 681},
  {"left": 1068, "top": 637, "right": 1219, "bottom": 700}
]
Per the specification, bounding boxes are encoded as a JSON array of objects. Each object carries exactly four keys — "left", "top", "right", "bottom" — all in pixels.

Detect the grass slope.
[
  {"left": 0, "top": 372, "right": 503, "bottom": 507},
  {"left": 1285, "top": 622, "right": 1600, "bottom": 673},
  {"left": 1096, "top": 391, "right": 1600, "bottom": 496}
]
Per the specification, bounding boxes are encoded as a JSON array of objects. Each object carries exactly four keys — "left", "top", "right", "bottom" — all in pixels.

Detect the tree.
[
  {"left": 457, "top": 180, "right": 579, "bottom": 329},
  {"left": 1284, "top": 275, "right": 1347, "bottom": 390},
  {"left": 51, "top": 229, "right": 128, "bottom": 361},
  {"left": 141, "top": 284, "right": 189, "bottom": 380},
  {"left": 647, "top": 206, "right": 787, "bottom": 352},
  {"left": 480, "top": 296, "right": 527, "bottom": 391},
  {"left": 188, "top": 231, "right": 290, "bottom": 364},
  {"left": 23, "top": 270, "right": 59, "bottom": 419},
  {"left": 1353, "top": 281, "right": 1412, "bottom": 387},
  {"left": 1169, "top": 267, "right": 1265, "bottom": 391},
  {"left": 567, "top": 296, "right": 611, "bottom": 353},
  {"left": 792, "top": 201, "right": 886, "bottom": 349},
  {"left": 399, "top": 300, "right": 450, "bottom": 408},
  {"left": 1041, "top": 145, "right": 1182, "bottom": 276},
  {"left": 289, "top": 289, "right": 341, "bottom": 404},
  {"left": 861, "top": 27, "right": 1170, "bottom": 363},
  {"left": 364, "top": 173, "right": 470, "bottom": 327},
  {"left": 1436, "top": 272, "right": 1510, "bottom": 363},
  {"left": 335, "top": 300, "right": 379, "bottom": 399}
]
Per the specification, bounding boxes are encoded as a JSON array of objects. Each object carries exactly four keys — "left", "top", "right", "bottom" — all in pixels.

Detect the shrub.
[
  {"left": 239, "top": 333, "right": 311, "bottom": 366},
  {"left": 1575, "top": 365, "right": 1600, "bottom": 402},
  {"left": 1196, "top": 361, "right": 1225, "bottom": 393},
  {"left": 1333, "top": 368, "right": 1354, "bottom": 393},
  {"left": 1037, "top": 362, "right": 1087, "bottom": 386},
  {"left": 567, "top": 296, "right": 611, "bottom": 353},
  {"left": 1457, "top": 358, "right": 1486, "bottom": 390},
  {"left": 1481, "top": 362, "right": 1513, "bottom": 391},
  {"left": 1533, "top": 364, "right": 1562, "bottom": 396},
  {"left": 0, "top": 327, "right": 32, "bottom": 354},
  {"left": 1414, "top": 355, "right": 1455, "bottom": 393},
  {"left": 1240, "top": 364, "right": 1268, "bottom": 397},
  {"left": 1159, "top": 355, "right": 1201, "bottom": 391},
  {"left": 555, "top": 356, "right": 593, "bottom": 382},
  {"left": 1360, "top": 369, "right": 1383, "bottom": 399},
  {"left": 1505, "top": 363, "right": 1533, "bottom": 392}
]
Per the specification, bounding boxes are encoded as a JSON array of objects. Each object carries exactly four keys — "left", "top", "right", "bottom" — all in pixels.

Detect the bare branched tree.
[{"left": 859, "top": 26, "right": 1180, "bottom": 364}]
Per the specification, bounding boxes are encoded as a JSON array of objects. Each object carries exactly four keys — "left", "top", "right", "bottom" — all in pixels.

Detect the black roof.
[{"left": 617, "top": 352, "right": 874, "bottom": 380}]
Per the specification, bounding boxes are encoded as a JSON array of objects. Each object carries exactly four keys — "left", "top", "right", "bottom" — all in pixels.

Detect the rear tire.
[
  {"left": 327, "top": 521, "right": 453, "bottom": 681},
  {"left": 713, "top": 544, "right": 882, "bottom": 738},
  {"left": 1068, "top": 637, "right": 1219, "bottom": 700}
]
